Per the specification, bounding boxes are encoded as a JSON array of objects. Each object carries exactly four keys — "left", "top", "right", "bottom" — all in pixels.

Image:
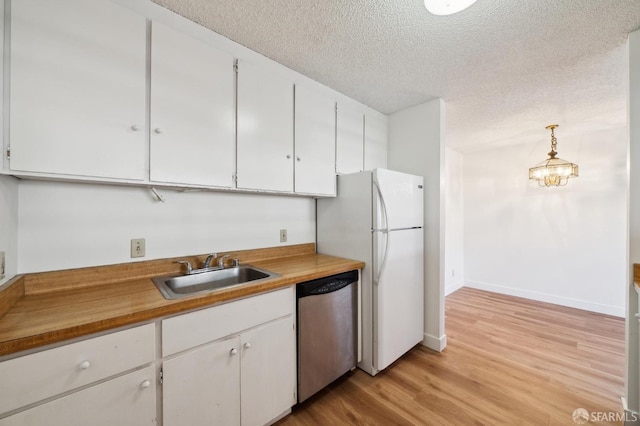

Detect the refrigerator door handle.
[{"left": 373, "top": 179, "right": 391, "bottom": 285}]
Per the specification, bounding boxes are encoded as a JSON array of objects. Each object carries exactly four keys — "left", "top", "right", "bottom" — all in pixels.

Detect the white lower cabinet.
[
  {"left": 163, "top": 337, "right": 240, "bottom": 426},
  {"left": 0, "top": 366, "right": 156, "bottom": 426},
  {"left": 240, "top": 317, "right": 296, "bottom": 426},
  {"left": 0, "top": 289, "right": 296, "bottom": 426},
  {"left": 0, "top": 324, "right": 156, "bottom": 425},
  {"left": 161, "top": 287, "right": 296, "bottom": 426}
]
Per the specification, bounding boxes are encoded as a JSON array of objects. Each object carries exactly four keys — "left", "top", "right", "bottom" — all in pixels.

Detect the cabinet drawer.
[
  {"left": 163, "top": 287, "right": 294, "bottom": 356},
  {"left": 0, "top": 366, "right": 156, "bottom": 426},
  {"left": 0, "top": 323, "right": 155, "bottom": 415}
]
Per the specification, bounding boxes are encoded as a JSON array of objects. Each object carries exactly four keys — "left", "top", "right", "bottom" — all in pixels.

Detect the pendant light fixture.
[
  {"left": 424, "top": 0, "right": 478, "bottom": 15},
  {"left": 529, "top": 124, "right": 579, "bottom": 187}
]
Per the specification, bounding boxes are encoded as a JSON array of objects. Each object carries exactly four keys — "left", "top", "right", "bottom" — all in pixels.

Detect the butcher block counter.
[{"left": 0, "top": 243, "right": 364, "bottom": 357}]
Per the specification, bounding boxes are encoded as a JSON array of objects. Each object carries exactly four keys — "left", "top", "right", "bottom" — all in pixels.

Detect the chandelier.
[{"left": 528, "top": 125, "right": 579, "bottom": 187}]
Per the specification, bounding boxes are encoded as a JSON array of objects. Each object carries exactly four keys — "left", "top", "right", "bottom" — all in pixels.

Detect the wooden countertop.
[{"left": 0, "top": 245, "right": 364, "bottom": 357}]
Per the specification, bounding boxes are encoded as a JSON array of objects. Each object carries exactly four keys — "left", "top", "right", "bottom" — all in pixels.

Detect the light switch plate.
[
  {"left": 131, "top": 239, "right": 145, "bottom": 258},
  {"left": 280, "top": 229, "right": 287, "bottom": 243},
  {"left": 0, "top": 251, "right": 5, "bottom": 279}
]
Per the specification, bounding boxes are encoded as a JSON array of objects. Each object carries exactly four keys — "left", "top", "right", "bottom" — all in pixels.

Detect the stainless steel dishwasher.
[{"left": 296, "top": 270, "right": 358, "bottom": 403}]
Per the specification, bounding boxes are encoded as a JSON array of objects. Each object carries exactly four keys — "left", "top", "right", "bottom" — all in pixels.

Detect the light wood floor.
[{"left": 277, "top": 287, "right": 625, "bottom": 425}]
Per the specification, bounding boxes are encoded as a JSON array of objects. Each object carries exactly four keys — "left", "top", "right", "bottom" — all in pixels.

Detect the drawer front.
[
  {"left": 163, "top": 287, "right": 294, "bottom": 356},
  {"left": 0, "top": 366, "right": 156, "bottom": 426},
  {"left": 0, "top": 323, "right": 155, "bottom": 415}
]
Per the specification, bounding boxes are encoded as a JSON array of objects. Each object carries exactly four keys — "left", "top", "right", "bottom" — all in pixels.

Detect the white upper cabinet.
[
  {"left": 237, "top": 61, "right": 294, "bottom": 192},
  {"left": 294, "top": 85, "right": 336, "bottom": 196},
  {"left": 149, "top": 22, "right": 235, "bottom": 187},
  {"left": 336, "top": 104, "right": 364, "bottom": 174},
  {"left": 5, "top": 0, "right": 372, "bottom": 197},
  {"left": 364, "top": 113, "right": 388, "bottom": 170},
  {"left": 9, "top": 0, "right": 146, "bottom": 180}
]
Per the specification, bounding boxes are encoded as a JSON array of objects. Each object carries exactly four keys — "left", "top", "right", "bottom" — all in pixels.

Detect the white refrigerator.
[{"left": 317, "top": 168, "right": 424, "bottom": 376}]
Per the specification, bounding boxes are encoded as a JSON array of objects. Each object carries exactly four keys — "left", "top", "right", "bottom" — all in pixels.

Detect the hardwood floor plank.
[{"left": 277, "top": 287, "right": 625, "bottom": 425}]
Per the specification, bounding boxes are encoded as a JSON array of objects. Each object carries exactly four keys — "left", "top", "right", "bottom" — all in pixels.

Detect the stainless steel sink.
[{"left": 153, "top": 265, "right": 280, "bottom": 299}]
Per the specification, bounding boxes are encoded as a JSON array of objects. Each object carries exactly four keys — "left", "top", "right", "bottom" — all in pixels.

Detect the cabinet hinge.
[
  {"left": 159, "top": 367, "right": 163, "bottom": 385},
  {"left": 5, "top": 146, "right": 9, "bottom": 159},
  {"left": 233, "top": 59, "right": 238, "bottom": 73}
]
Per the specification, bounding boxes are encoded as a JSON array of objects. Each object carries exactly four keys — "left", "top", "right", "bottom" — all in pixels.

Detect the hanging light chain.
[{"left": 546, "top": 124, "right": 558, "bottom": 159}]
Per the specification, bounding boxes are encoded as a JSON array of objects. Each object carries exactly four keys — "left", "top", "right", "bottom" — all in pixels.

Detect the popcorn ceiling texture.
[{"left": 151, "top": 0, "right": 640, "bottom": 151}]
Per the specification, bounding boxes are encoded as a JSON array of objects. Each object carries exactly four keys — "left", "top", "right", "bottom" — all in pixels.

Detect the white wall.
[
  {"left": 626, "top": 29, "right": 640, "bottom": 413},
  {"left": 463, "top": 127, "right": 627, "bottom": 317},
  {"left": 0, "top": 174, "right": 18, "bottom": 285},
  {"left": 17, "top": 180, "right": 315, "bottom": 273},
  {"left": 388, "top": 98, "right": 446, "bottom": 351},
  {"left": 444, "top": 147, "right": 464, "bottom": 295}
]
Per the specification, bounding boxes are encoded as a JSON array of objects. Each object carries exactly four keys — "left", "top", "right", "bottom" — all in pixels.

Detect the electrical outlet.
[
  {"left": 280, "top": 229, "right": 287, "bottom": 243},
  {"left": 0, "top": 251, "right": 5, "bottom": 279},
  {"left": 131, "top": 238, "right": 145, "bottom": 258}
]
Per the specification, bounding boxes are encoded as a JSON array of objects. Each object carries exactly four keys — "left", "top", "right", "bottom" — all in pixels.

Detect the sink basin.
[{"left": 153, "top": 265, "right": 280, "bottom": 299}]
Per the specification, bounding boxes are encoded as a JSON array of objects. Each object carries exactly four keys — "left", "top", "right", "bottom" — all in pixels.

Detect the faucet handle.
[
  {"left": 218, "top": 254, "right": 231, "bottom": 268},
  {"left": 232, "top": 258, "right": 240, "bottom": 267},
  {"left": 177, "top": 260, "right": 193, "bottom": 274}
]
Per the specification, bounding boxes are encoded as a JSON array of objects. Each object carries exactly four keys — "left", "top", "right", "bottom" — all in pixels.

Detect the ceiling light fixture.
[
  {"left": 529, "top": 124, "right": 579, "bottom": 187},
  {"left": 424, "top": 0, "right": 478, "bottom": 15}
]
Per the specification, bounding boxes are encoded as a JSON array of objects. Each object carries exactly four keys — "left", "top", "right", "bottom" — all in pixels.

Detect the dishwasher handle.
[{"left": 297, "top": 270, "right": 358, "bottom": 298}]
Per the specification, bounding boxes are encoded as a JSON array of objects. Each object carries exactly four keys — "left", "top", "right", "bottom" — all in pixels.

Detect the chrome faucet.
[
  {"left": 178, "top": 253, "right": 231, "bottom": 275},
  {"left": 217, "top": 254, "right": 230, "bottom": 269},
  {"left": 203, "top": 253, "right": 217, "bottom": 269}
]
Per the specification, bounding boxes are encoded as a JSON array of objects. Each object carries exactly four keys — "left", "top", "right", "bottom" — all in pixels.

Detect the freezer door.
[
  {"left": 373, "top": 168, "right": 423, "bottom": 230},
  {"left": 374, "top": 228, "right": 424, "bottom": 371}
]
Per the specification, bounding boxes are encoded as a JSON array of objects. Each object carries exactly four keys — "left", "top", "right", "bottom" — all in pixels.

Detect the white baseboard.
[
  {"left": 621, "top": 397, "right": 640, "bottom": 425},
  {"left": 465, "top": 280, "right": 625, "bottom": 317},
  {"left": 445, "top": 280, "right": 464, "bottom": 296},
  {"left": 422, "top": 332, "right": 447, "bottom": 352}
]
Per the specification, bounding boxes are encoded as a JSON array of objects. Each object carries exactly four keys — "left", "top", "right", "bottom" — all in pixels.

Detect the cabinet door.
[
  {"left": 237, "top": 61, "right": 294, "bottom": 192},
  {"left": 149, "top": 22, "right": 235, "bottom": 187},
  {"left": 9, "top": 0, "right": 146, "bottom": 180},
  {"left": 0, "top": 366, "right": 156, "bottom": 426},
  {"left": 163, "top": 337, "right": 240, "bottom": 426},
  {"left": 364, "top": 113, "right": 388, "bottom": 170},
  {"left": 336, "top": 104, "right": 364, "bottom": 174},
  {"left": 294, "top": 85, "right": 336, "bottom": 196},
  {"left": 241, "top": 316, "right": 296, "bottom": 426},
  {"left": 0, "top": 323, "right": 155, "bottom": 415}
]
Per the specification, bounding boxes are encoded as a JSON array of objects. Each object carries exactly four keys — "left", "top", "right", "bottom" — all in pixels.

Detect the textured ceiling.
[{"left": 151, "top": 0, "right": 640, "bottom": 151}]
